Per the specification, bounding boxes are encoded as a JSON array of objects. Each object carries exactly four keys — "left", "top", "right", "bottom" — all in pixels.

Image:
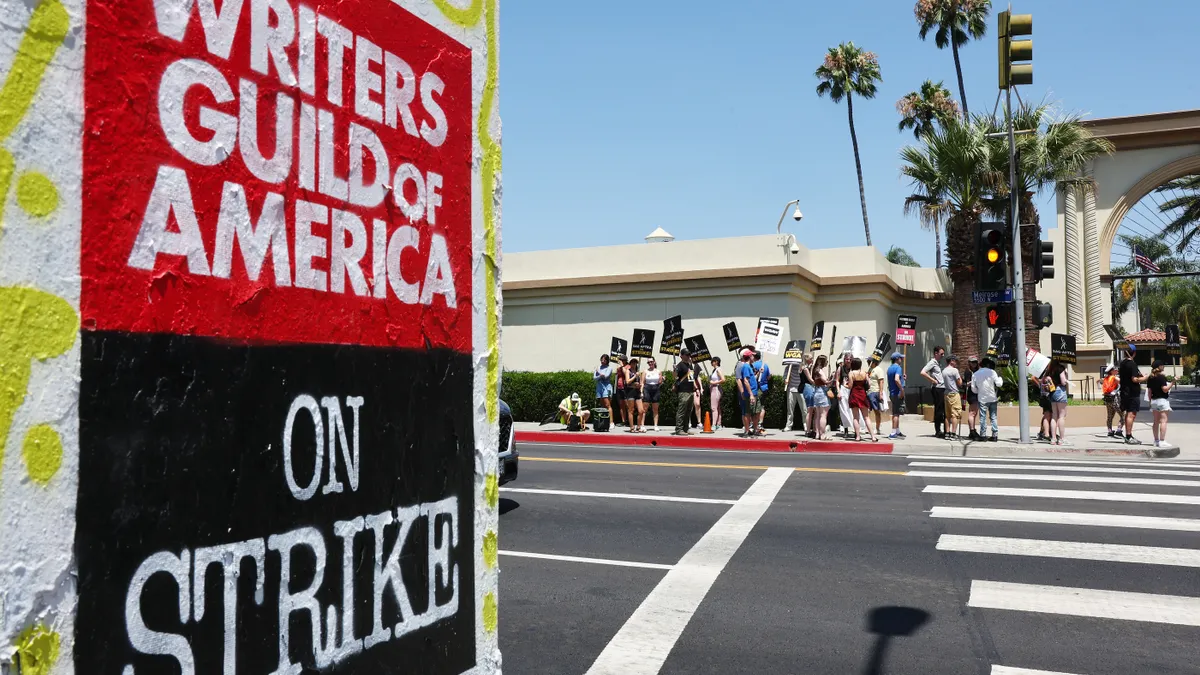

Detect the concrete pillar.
[
  {"left": 1082, "top": 187, "right": 1106, "bottom": 343},
  {"left": 1063, "top": 186, "right": 1086, "bottom": 339}
]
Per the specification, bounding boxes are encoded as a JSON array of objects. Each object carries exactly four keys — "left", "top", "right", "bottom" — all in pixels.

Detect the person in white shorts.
[{"left": 1146, "top": 360, "right": 1175, "bottom": 448}]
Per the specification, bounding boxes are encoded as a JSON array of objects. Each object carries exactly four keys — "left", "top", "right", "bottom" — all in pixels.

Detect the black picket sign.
[
  {"left": 723, "top": 322, "right": 742, "bottom": 352},
  {"left": 810, "top": 321, "right": 825, "bottom": 352},
  {"left": 611, "top": 337, "right": 629, "bottom": 360},
  {"left": 660, "top": 315, "right": 684, "bottom": 355},
  {"left": 631, "top": 329, "right": 655, "bottom": 358},
  {"left": 684, "top": 335, "right": 712, "bottom": 363},
  {"left": 1051, "top": 333, "right": 1078, "bottom": 364}
]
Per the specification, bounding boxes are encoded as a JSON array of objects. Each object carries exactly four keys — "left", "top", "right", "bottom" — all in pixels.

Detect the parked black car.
[{"left": 499, "top": 399, "right": 518, "bottom": 484}]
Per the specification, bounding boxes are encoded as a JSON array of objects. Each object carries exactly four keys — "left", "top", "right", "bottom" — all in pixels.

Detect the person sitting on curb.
[{"left": 557, "top": 392, "right": 591, "bottom": 431}]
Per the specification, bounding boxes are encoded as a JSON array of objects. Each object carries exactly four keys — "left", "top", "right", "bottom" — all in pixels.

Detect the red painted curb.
[{"left": 514, "top": 430, "right": 894, "bottom": 454}]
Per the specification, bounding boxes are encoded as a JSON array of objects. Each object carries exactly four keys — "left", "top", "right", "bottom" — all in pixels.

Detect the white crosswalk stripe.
[{"left": 911, "top": 456, "right": 1200, "bottom": 673}]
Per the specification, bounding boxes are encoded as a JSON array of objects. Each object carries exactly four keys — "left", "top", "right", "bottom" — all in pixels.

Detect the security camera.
[
  {"left": 790, "top": 242, "right": 801, "bottom": 254},
  {"left": 792, "top": 207, "right": 804, "bottom": 221}
]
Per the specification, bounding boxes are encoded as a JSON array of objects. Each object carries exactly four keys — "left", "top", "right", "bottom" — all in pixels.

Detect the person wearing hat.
[
  {"left": 557, "top": 392, "right": 591, "bottom": 430},
  {"left": 1148, "top": 359, "right": 1176, "bottom": 448},
  {"left": 920, "top": 345, "right": 947, "bottom": 438},
  {"left": 1101, "top": 363, "right": 1120, "bottom": 437},
  {"left": 965, "top": 356, "right": 981, "bottom": 440},
  {"left": 735, "top": 348, "right": 762, "bottom": 437},
  {"left": 673, "top": 349, "right": 696, "bottom": 435},
  {"left": 887, "top": 352, "right": 906, "bottom": 439},
  {"left": 972, "top": 357, "right": 1003, "bottom": 441},
  {"left": 942, "top": 354, "right": 963, "bottom": 439},
  {"left": 1118, "top": 345, "right": 1146, "bottom": 444}
]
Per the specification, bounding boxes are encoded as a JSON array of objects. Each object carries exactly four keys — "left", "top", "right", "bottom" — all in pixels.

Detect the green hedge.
[{"left": 502, "top": 370, "right": 796, "bottom": 429}]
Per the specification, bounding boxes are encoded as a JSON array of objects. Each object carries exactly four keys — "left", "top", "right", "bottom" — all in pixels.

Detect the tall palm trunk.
[
  {"left": 947, "top": 213, "right": 982, "bottom": 358},
  {"left": 845, "top": 93, "right": 872, "bottom": 246},
  {"left": 1019, "top": 194, "right": 1042, "bottom": 351},
  {"left": 951, "top": 41, "right": 968, "bottom": 117},
  {"left": 935, "top": 225, "right": 942, "bottom": 268}
]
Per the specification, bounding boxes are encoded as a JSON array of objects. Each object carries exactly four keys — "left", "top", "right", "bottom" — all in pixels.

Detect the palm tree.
[
  {"left": 816, "top": 42, "right": 882, "bottom": 246},
  {"left": 887, "top": 246, "right": 921, "bottom": 267},
  {"left": 1156, "top": 174, "right": 1200, "bottom": 254},
  {"left": 897, "top": 80, "right": 960, "bottom": 139},
  {"left": 900, "top": 116, "right": 997, "bottom": 358},
  {"left": 981, "top": 102, "right": 1115, "bottom": 349},
  {"left": 914, "top": 0, "right": 991, "bottom": 117}
]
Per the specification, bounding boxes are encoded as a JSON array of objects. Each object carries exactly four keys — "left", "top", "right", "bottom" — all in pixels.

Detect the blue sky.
[{"left": 498, "top": 1, "right": 1200, "bottom": 266}]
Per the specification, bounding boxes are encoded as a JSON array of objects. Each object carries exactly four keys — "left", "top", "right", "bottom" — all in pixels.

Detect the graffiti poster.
[
  {"left": 72, "top": 0, "right": 493, "bottom": 672},
  {"left": 631, "top": 329, "right": 655, "bottom": 359}
]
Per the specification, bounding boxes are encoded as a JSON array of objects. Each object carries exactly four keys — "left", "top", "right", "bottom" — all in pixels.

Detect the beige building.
[{"left": 502, "top": 233, "right": 953, "bottom": 378}]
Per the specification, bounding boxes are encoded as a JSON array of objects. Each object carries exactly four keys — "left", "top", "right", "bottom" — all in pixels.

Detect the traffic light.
[
  {"left": 998, "top": 11, "right": 1033, "bottom": 89},
  {"left": 1033, "top": 302, "right": 1053, "bottom": 328},
  {"left": 976, "top": 222, "right": 1009, "bottom": 292},
  {"left": 1033, "top": 239, "right": 1054, "bottom": 282},
  {"left": 986, "top": 303, "right": 1014, "bottom": 328}
]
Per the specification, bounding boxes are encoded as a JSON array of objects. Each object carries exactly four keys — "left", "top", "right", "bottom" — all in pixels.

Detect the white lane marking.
[
  {"left": 910, "top": 461, "right": 1200, "bottom": 477},
  {"left": 908, "top": 470, "right": 1200, "bottom": 487},
  {"left": 988, "top": 662, "right": 1084, "bottom": 667},
  {"left": 908, "top": 455, "right": 1185, "bottom": 468},
  {"left": 931, "top": 506, "right": 1200, "bottom": 532},
  {"left": 500, "top": 551, "right": 674, "bottom": 571},
  {"left": 938, "top": 534, "right": 1200, "bottom": 568},
  {"left": 968, "top": 580, "right": 1200, "bottom": 627},
  {"left": 585, "top": 467, "right": 793, "bottom": 675},
  {"left": 500, "top": 487, "right": 737, "bottom": 505},
  {"left": 924, "top": 485, "right": 1200, "bottom": 505}
]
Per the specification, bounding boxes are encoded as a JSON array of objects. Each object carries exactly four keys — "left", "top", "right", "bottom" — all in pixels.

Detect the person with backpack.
[
  {"left": 736, "top": 349, "right": 761, "bottom": 437},
  {"left": 1101, "top": 364, "right": 1120, "bottom": 437}
]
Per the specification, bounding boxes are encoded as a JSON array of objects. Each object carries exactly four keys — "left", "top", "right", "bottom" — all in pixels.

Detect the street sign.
[
  {"left": 972, "top": 288, "right": 1013, "bottom": 304},
  {"left": 896, "top": 315, "right": 917, "bottom": 346}
]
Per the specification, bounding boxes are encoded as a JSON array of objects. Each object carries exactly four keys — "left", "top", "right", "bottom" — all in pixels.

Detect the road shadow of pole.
[
  {"left": 499, "top": 497, "right": 520, "bottom": 515},
  {"left": 861, "top": 606, "right": 931, "bottom": 675}
]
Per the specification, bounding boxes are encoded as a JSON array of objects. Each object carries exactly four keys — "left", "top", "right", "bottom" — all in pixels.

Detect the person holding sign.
[
  {"left": 673, "top": 349, "right": 696, "bottom": 436},
  {"left": 753, "top": 351, "right": 771, "bottom": 433},
  {"left": 867, "top": 356, "right": 887, "bottom": 437},
  {"left": 643, "top": 358, "right": 664, "bottom": 431},
  {"left": 709, "top": 356, "right": 726, "bottom": 430},
  {"left": 1119, "top": 346, "right": 1146, "bottom": 444},
  {"left": 1045, "top": 363, "right": 1070, "bottom": 445},
  {"left": 887, "top": 352, "right": 906, "bottom": 440},
  {"left": 847, "top": 358, "right": 878, "bottom": 442},
  {"left": 1102, "top": 364, "right": 1121, "bottom": 438},
  {"left": 783, "top": 357, "right": 809, "bottom": 433},
  {"left": 736, "top": 349, "right": 762, "bottom": 437},
  {"left": 810, "top": 354, "right": 831, "bottom": 439},
  {"left": 1148, "top": 360, "right": 1175, "bottom": 448},
  {"left": 624, "top": 359, "right": 644, "bottom": 433}
]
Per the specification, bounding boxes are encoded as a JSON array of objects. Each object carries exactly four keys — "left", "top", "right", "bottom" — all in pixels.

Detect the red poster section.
[{"left": 83, "top": 0, "right": 473, "bottom": 351}]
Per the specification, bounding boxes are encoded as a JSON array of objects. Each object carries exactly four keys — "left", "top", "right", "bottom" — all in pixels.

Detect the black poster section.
[
  {"left": 872, "top": 333, "right": 892, "bottom": 361},
  {"left": 782, "top": 340, "right": 806, "bottom": 365},
  {"left": 722, "top": 322, "right": 741, "bottom": 352},
  {"left": 76, "top": 332, "right": 475, "bottom": 675},
  {"left": 683, "top": 335, "right": 712, "bottom": 363},
  {"left": 987, "top": 328, "right": 1014, "bottom": 366},
  {"left": 611, "top": 337, "right": 629, "bottom": 360},
  {"left": 1166, "top": 324, "right": 1182, "bottom": 357},
  {"left": 660, "top": 315, "right": 683, "bottom": 355},
  {"left": 1051, "top": 333, "right": 1078, "bottom": 364},
  {"left": 631, "top": 329, "right": 655, "bottom": 359},
  {"left": 810, "top": 321, "right": 825, "bottom": 352},
  {"left": 1104, "top": 324, "right": 1129, "bottom": 351}
]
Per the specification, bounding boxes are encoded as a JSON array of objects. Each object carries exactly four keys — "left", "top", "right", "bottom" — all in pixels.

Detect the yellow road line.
[{"left": 522, "top": 456, "right": 905, "bottom": 476}]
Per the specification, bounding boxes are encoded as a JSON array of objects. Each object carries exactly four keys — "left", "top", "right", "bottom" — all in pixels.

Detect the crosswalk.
[{"left": 907, "top": 454, "right": 1200, "bottom": 675}]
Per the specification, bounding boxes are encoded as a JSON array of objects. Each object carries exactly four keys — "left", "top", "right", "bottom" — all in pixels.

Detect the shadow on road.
[
  {"left": 499, "top": 497, "right": 520, "bottom": 515},
  {"left": 861, "top": 606, "right": 932, "bottom": 675}
]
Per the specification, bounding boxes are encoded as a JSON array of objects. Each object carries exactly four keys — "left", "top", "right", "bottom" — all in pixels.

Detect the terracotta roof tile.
[{"left": 1124, "top": 328, "right": 1188, "bottom": 344}]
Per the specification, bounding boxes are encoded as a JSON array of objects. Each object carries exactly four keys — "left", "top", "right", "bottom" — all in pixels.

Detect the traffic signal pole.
[{"left": 1006, "top": 84, "right": 1031, "bottom": 444}]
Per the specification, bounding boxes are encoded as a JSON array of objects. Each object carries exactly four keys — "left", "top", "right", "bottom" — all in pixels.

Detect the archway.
[{"left": 1100, "top": 153, "right": 1200, "bottom": 275}]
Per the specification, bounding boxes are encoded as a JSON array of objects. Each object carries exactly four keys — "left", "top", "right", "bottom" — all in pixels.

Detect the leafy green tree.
[
  {"left": 914, "top": 0, "right": 991, "bottom": 117},
  {"left": 1110, "top": 234, "right": 1198, "bottom": 333},
  {"left": 981, "top": 102, "right": 1115, "bottom": 349},
  {"left": 886, "top": 246, "right": 921, "bottom": 267},
  {"left": 897, "top": 80, "right": 960, "bottom": 139},
  {"left": 816, "top": 42, "right": 882, "bottom": 246},
  {"left": 901, "top": 116, "right": 998, "bottom": 358},
  {"left": 1156, "top": 174, "right": 1200, "bottom": 254}
]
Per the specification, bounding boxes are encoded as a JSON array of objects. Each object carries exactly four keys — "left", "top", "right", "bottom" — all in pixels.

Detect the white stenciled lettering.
[
  {"left": 329, "top": 209, "right": 369, "bottom": 296},
  {"left": 268, "top": 528, "right": 335, "bottom": 674},
  {"left": 364, "top": 505, "right": 419, "bottom": 648},
  {"left": 212, "top": 182, "right": 291, "bottom": 285},
  {"left": 422, "top": 497, "right": 460, "bottom": 624},
  {"left": 125, "top": 550, "right": 196, "bottom": 675},
  {"left": 320, "top": 395, "right": 364, "bottom": 493},
  {"left": 282, "top": 394, "right": 324, "bottom": 500},
  {"left": 330, "top": 517, "right": 366, "bottom": 662},
  {"left": 193, "top": 540, "right": 267, "bottom": 675},
  {"left": 421, "top": 233, "right": 457, "bottom": 309},
  {"left": 418, "top": 72, "right": 447, "bottom": 147},
  {"left": 128, "top": 165, "right": 212, "bottom": 275},
  {"left": 239, "top": 79, "right": 294, "bottom": 184},
  {"left": 386, "top": 225, "right": 420, "bottom": 304},
  {"left": 294, "top": 200, "right": 329, "bottom": 292},
  {"left": 250, "top": 0, "right": 296, "bottom": 86},
  {"left": 159, "top": 59, "right": 236, "bottom": 166}
]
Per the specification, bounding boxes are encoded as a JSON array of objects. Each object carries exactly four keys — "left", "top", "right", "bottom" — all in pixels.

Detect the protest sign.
[
  {"left": 1026, "top": 347, "right": 1052, "bottom": 378},
  {"left": 631, "top": 329, "right": 656, "bottom": 358},
  {"left": 660, "top": 315, "right": 684, "bottom": 355},
  {"left": 782, "top": 340, "right": 807, "bottom": 365},
  {"left": 1051, "top": 333, "right": 1077, "bottom": 364},
  {"left": 810, "top": 321, "right": 826, "bottom": 352},
  {"left": 987, "top": 328, "right": 1014, "bottom": 366},
  {"left": 872, "top": 333, "right": 892, "bottom": 361},
  {"left": 723, "top": 322, "right": 742, "bottom": 352},
  {"left": 1166, "top": 324, "right": 1182, "bottom": 357},
  {"left": 684, "top": 335, "right": 712, "bottom": 363},
  {"left": 896, "top": 315, "right": 917, "bottom": 346},
  {"left": 611, "top": 337, "right": 629, "bottom": 360},
  {"left": 839, "top": 336, "right": 868, "bottom": 360},
  {"left": 755, "top": 321, "right": 782, "bottom": 355},
  {"left": 1104, "top": 324, "right": 1129, "bottom": 351}
]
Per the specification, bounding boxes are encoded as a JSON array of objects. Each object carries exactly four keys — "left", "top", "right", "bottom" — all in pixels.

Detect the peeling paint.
[
  {"left": 482, "top": 592, "right": 497, "bottom": 633},
  {"left": 13, "top": 623, "right": 59, "bottom": 675},
  {"left": 21, "top": 423, "right": 62, "bottom": 486},
  {"left": 484, "top": 472, "right": 499, "bottom": 509},
  {"left": 483, "top": 529, "right": 497, "bottom": 568},
  {"left": 15, "top": 172, "right": 58, "bottom": 217}
]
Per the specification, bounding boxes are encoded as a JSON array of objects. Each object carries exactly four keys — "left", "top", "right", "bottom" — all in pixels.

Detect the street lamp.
[{"left": 776, "top": 199, "right": 804, "bottom": 234}]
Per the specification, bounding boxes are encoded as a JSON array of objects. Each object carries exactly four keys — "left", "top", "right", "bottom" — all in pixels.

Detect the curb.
[
  {"left": 514, "top": 430, "right": 894, "bottom": 454},
  {"left": 898, "top": 443, "right": 1181, "bottom": 459}
]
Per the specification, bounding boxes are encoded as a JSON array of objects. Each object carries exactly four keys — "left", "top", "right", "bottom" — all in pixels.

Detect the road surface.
[{"left": 497, "top": 442, "right": 1200, "bottom": 674}]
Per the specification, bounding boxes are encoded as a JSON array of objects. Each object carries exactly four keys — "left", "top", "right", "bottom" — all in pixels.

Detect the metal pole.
[{"left": 1007, "top": 84, "right": 1031, "bottom": 444}]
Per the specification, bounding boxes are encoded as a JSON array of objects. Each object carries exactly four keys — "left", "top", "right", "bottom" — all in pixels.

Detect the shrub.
[
  {"left": 502, "top": 370, "right": 793, "bottom": 428},
  {"left": 996, "top": 365, "right": 1040, "bottom": 403}
]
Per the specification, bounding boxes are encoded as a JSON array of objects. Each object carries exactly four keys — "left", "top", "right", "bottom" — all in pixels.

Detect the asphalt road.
[{"left": 497, "top": 442, "right": 1200, "bottom": 675}]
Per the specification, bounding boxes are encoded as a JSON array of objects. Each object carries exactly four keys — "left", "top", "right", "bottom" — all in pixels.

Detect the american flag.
[{"left": 1133, "top": 246, "right": 1161, "bottom": 273}]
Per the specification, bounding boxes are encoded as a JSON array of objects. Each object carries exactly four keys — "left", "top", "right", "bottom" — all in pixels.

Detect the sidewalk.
[{"left": 514, "top": 414, "right": 1193, "bottom": 459}]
